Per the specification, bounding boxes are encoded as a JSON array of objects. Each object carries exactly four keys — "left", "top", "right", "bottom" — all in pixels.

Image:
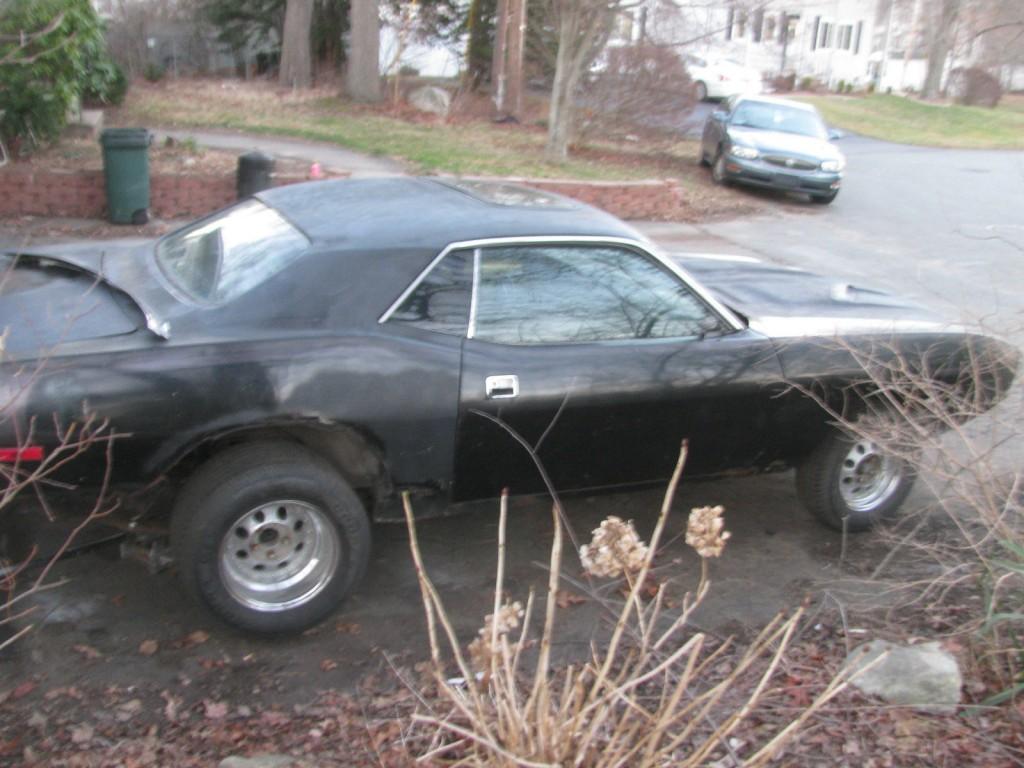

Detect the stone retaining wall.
[{"left": 0, "top": 168, "right": 685, "bottom": 222}]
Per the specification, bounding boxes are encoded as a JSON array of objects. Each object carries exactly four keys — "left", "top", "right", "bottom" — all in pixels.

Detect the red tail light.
[{"left": 0, "top": 446, "right": 44, "bottom": 463}]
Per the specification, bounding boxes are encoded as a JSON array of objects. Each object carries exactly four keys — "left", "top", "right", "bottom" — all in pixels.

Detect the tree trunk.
[
  {"left": 348, "top": 0, "right": 381, "bottom": 102},
  {"left": 922, "top": 0, "right": 960, "bottom": 99},
  {"left": 279, "top": 0, "right": 314, "bottom": 89},
  {"left": 545, "top": 15, "right": 574, "bottom": 161}
]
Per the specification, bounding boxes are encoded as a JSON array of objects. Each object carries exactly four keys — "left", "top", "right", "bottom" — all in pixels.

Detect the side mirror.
[
  {"left": 828, "top": 128, "right": 845, "bottom": 141},
  {"left": 712, "top": 110, "right": 728, "bottom": 123}
]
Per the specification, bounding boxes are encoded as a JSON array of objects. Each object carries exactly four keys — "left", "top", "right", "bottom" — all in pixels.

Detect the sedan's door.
[{"left": 451, "top": 242, "right": 786, "bottom": 502}]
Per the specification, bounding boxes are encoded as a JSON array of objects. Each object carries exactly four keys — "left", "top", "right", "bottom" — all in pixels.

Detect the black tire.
[
  {"left": 811, "top": 190, "right": 838, "bottom": 205},
  {"left": 796, "top": 431, "right": 915, "bottom": 532},
  {"left": 170, "top": 441, "right": 370, "bottom": 634},
  {"left": 711, "top": 149, "right": 729, "bottom": 185},
  {"left": 694, "top": 81, "right": 709, "bottom": 102},
  {"left": 698, "top": 146, "right": 710, "bottom": 167}
]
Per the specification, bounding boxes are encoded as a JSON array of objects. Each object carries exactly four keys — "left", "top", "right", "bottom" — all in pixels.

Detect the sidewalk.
[{"left": 156, "top": 128, "right": 407, "bottom": 178}]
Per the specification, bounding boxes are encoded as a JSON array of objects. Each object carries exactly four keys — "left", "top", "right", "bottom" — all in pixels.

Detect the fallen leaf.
[
  {"left": 203, "top": 700, "right": 228, "bottom": 720},
  {"left": 320, "top": 659, "right": 338, "bottom": 672},
  {"left": 9, "top": 681, "right": 36, "bottom": 701},
  {"left": 27, "top": 711, "right": 47, "bottom": 730},
  {"left": 72, "top": 644, "right": 102, "bottom": 660},
  {"left": 335, "top": 621, "right": 361, "bottom": 634},
  {"left": 138, "top": 639, "right": 159, "bottom": 656},
  {"left": 161, "top": 691, "right": 182, "bottom": 723},
  {"left": 176, "top": 630, "right": 209, "bottom": 649},
  {"left": 116, "top": 699, "right": 143, "bottom": 722},
  {"left": 556, "top": 590, "right": 586, "bottom": 608},
  {"left": 69, "top": 724, "right": 94, "bottom": 744}
]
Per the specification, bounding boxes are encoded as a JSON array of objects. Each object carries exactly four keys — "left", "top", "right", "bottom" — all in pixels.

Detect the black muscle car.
[{"left": 0, "top": 178, "right": 1014, "bottom": 633}]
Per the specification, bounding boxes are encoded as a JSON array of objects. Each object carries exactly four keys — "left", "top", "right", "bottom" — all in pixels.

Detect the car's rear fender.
[{"left": 155, "top": 419, "right": 393, "bottom": 518}]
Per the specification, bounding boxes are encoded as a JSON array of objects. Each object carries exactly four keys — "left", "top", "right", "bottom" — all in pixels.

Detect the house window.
[
  {"left": 818, "top": 22, "right": 831, "bottom": 49},
  {"left": 737, "top": 11, "right": 748, "bottom": 38},
  {"left": 854, "top": 21, "right": 863, "bottom": 54},
  {"left": 811, "top": 16, "right": 820, "bottom": 50},
  {"left": 752, "top": 9, "right": 764, "bottom": 42},
  {"left": 764, "top": 15, "right": 776, "bottom": 42},
  {"left": 725, "top": 7, "right": 734, "bottom": 40}
]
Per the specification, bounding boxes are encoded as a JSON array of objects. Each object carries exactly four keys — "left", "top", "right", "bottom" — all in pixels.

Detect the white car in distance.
[{"left": 686, "top": 55, "right": 764, "bottom": 101}]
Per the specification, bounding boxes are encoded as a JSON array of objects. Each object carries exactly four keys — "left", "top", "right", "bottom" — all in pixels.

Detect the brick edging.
[{"left": 0, "top": 167, "right": 684, "bottom": 222}]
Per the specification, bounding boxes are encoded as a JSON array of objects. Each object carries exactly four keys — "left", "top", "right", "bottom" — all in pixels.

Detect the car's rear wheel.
[
  {"left": 694, "top": 81, "right": 709, "bottom": 102},
  {"left": 796, "top": 431, "right": 915, "bottom": 531},
  {"left": 171, "top": 441, "right": 370, "bottom": 634},
  {"left": 711, "top": 150, "right": 729, "bottom": 185},
  {"left": 811, "top": 190, "right": 838, "bottom": 205}
]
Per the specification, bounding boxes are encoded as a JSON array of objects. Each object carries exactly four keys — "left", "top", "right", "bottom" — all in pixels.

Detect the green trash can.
[{"left": 100, "top": 128, "right": 151, "bottom": 225}]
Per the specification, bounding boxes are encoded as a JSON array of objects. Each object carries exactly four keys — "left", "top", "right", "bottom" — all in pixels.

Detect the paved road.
[{"left": 644, "top": 136, "right": 1024, "bottom": 327}]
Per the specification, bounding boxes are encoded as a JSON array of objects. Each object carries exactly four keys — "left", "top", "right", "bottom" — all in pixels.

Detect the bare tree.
[
  {"left": 543, "top": 0, "right": 636, "bottom": 161},
  {"left": 921, "top": 0, "right": 963, "bottom": 99},
  {"left": 348, "top": 0, "right": 382, "bottom": 102},
  {"left": 279, "top": 0, "right": 314, "bottom": 88}
]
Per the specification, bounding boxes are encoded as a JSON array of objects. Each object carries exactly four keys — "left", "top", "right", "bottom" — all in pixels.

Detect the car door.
[{"left": 451, "top": 241, "right": 787, "bottom": 502}]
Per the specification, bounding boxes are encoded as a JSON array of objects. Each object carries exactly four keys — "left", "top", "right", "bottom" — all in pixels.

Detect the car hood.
[
  {"left": 727, "top": 127, "right": 841, "bottom": 161},
  {"left": 672, "top": 254, "right": 958, "bottom": 337},
  {"left": 1, "top": 239, "right": 181, "bottom": 339}
]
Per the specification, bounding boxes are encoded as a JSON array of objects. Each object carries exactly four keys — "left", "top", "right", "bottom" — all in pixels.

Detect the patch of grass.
[
  {"left": 797, "top": 93, "right": 1024, "bottom": 149},
  {"left": 115, "top": 82, "right": 682, "bottom": 181}
]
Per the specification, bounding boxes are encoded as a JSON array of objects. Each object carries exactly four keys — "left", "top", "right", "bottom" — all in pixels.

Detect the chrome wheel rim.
[
  {"left": 839, "top": 440, "right": 901, "bottom": 513},
  {"left": 219, "top": 500, "right": 339, "bottom": 612}
]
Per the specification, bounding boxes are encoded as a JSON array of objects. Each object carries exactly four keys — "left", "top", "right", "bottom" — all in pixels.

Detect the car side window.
[
  {"left": 389, "top": 249, "right": 473, "bottom": 336},
  {"left": 472, "top": 245, "right": 723, "bottom": 345}
]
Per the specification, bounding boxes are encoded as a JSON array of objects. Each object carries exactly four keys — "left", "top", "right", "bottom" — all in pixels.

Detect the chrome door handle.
[{"left": 485, "top": 374, "right": 519, "bottom": 399}]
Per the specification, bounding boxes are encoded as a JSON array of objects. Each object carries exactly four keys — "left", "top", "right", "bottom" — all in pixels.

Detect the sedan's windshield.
[
  {"left": 729, "top": 101, "right": 827, "bottom": 139},
  {"left": 156, "top": 200, "right": 309, "bottom": 304}
]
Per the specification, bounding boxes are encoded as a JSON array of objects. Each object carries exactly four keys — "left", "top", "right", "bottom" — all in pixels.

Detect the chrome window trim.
[
  {"left": 468, "top": 248, "right": 482, "bottom": 339},
  {"left": 377, "top": 235, "right": 744, "bottom": 334}
]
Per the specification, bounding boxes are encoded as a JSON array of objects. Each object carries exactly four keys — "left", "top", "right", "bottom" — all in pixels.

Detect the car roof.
[
  {"left": 733, "top": 95, "right": 818, "bottom": 112},
  {"left": 255, "top": 177, "right": 642, "bottom": 251}
]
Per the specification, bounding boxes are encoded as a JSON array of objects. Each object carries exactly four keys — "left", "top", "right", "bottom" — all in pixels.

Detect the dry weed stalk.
[
  {"left": 403, "top": 441, "right": 853, "bottom": 766},
  {"left": 796, "top": 333, "right": 1023, "bottom": 700}
]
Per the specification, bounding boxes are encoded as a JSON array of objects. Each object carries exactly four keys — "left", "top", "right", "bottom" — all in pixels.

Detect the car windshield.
[
  {"left": 729, "top": 102, "right": 827, "bottom": 139},
  {"left": 156, "top": 200, "right": 309, "bottom": 304}
]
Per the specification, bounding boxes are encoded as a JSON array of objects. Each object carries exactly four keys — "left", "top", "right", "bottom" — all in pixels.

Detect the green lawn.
[
  {"left": 797, "top": 93, "right": 1024, "bottom": 149},
  {"left": 116, "top": 81, "right": 690, "bottom": 181}
]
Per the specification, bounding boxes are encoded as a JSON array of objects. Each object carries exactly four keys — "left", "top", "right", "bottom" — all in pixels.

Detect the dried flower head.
[
  {"left": 468, "top": 600, "right": 524, "bottom": 671},
  {"left": 579, "top": 516, "right": 650, "bottom": 579},
  {"left": 686, "top": 505, "right": 731, "bottom": 558}
]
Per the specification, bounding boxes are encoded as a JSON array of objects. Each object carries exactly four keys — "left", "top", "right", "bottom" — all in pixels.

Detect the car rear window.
[{"left": 155, "top": 200, "right": 310, "bottom": 304}]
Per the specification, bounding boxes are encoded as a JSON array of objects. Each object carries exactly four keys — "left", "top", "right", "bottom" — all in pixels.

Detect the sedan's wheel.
[
  {"left": 811, "top": 190, "right": 839, "bottom": 205},
  {"left": 694, "top": 81, "right": 708, "bottom": 102},
  {"left": 171, "top": 441, "right": 370, "bottom": 634},
  {"left": 796, "top": 431, "right": 914, "bottom": 531},
  {"left": 711, "top": 150, "right": 729, "bottom": 185}
]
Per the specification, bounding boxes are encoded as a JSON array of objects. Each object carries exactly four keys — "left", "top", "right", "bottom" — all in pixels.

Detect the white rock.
[
  {"left": 408, "top": 85, "right": 451, "bottom": 117},
  {"left": 845, "top": 639, "right": 962, "bottom": 714}
]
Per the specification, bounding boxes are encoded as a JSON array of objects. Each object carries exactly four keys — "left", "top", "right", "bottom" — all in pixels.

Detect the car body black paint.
[{"left": 0, "top": 178, "right": 1014, "bottom": 525}]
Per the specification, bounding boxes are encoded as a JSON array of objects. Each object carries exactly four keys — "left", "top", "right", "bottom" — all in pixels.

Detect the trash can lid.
[
  {"left": 100, "top": 128, "right": 152, "bottom": 149},
  {"left": 238, "top": 151, "right": 275, "bottom": 169}
]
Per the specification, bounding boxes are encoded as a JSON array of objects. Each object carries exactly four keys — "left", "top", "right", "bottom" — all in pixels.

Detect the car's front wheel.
[
  {"left": 796, "top": 431, "right": 915, "bottom": 531},
  {"left": 711, "top": 150, "right": 730, "bottom": 185},
  {"left": 171, "top": 441, "right": 370, "bottom": 634},
  {"left": 694, "top": 81, "right": 709, "bottom": 101}
]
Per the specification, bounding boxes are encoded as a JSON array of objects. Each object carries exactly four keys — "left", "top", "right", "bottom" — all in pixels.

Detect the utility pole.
[
  {"left": 492, "top": 0, "right": 509, "bottom": 113},
  {"left": 492, "top": 0, "right": 526, "bottom": 120},
  {"left": 506, "top": 0, "right": 527, "bottom": 119}
]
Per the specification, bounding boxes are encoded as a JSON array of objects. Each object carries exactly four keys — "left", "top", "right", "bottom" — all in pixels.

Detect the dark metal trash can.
[
  {"left": 99, "top": 128, "right": 151, "bottom": 225},
  {"left": 237, "top": 152, "right": 275, "bottom": 199}
]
